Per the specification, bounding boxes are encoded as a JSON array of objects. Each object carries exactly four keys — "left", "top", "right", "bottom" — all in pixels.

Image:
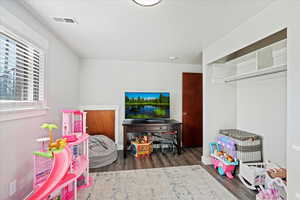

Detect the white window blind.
[{"left": 0, "top": 28, "right": 45, "bottom": 104}]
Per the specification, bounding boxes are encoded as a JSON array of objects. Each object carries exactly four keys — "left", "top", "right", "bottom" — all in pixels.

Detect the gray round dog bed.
[{"left": 89, "top": 135, "right": 118, "bottom": 168}]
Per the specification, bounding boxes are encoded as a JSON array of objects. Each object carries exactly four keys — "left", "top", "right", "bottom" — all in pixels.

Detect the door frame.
[
  {"left": 182, "top": 72, "right": 203, "bottom": 147},
  {"left": 80, "top": 105, "right": 120, "bottom": 149}
]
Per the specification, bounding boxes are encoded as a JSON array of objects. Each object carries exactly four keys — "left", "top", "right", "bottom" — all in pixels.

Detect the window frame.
[{"left": 0, "top": 25, "right": 48, "bottom": 117}]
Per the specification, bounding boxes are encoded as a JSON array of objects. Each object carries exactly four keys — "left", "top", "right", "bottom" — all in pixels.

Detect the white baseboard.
[{"left": 201, "top": 155, "right": 212, "bottom": 165}]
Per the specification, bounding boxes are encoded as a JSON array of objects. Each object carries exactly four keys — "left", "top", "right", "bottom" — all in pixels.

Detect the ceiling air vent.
[{"left": 53, "top": 17, "right": 77, "bottom": 24}]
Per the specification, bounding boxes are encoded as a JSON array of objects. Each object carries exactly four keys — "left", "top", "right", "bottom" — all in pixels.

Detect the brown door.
[
  {"left": 85, "top": 110, "right": 115, "bottom": 141},
  {"left": 182, "top": 73, "right": 203, "bottom": 147}
]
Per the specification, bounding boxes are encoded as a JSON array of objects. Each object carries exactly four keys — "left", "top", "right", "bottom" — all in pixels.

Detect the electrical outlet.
[{"left": 9, "top": 180, "right": 16, "bottom": 196}]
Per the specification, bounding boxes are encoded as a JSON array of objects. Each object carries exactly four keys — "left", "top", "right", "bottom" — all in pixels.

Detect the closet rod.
[{"left": 225, "top": 69, "right": 287, "bottom": 83}]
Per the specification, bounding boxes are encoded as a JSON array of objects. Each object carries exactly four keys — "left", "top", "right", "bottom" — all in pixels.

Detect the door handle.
[{"left": 183, "top": 112, "right": 187, "bottom": 116}]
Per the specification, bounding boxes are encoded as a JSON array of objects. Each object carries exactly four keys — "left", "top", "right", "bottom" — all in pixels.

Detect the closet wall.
[
  {"left": 228, "top": 40, "right": 287, "bottom": 167},
  {"left": 235, "top": 50, "right": 287, "bottom": 166}
]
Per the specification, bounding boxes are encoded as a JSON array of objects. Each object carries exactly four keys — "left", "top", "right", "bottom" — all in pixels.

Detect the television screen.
[{"left": 125, "top": 92, "right": 170, "bottom": 119}]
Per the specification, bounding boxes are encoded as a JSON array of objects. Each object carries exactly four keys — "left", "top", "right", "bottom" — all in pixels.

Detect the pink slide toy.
[{"left": 28, "top": 147, "right": 73, "bottom": 200}]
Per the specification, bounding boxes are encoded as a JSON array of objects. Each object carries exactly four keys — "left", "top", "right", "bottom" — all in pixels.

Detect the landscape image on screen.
[{"left": 125, "top": 92, "right": 170, "bottom": 119}]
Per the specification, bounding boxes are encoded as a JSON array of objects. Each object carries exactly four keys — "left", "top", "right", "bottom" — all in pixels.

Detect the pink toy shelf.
[{"left": 29, "top": 110, "right": 92, "bottom": 200}]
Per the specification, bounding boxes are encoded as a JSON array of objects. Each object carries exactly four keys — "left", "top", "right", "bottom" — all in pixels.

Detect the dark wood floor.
[{"left": 90, "top": 148, "right": 256, "bottom": 200}]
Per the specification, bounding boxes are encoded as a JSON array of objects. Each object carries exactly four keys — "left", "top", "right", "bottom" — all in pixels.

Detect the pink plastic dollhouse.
[
  {"left": 62, "top": 110, "right": 87, "bottom": 137},
  {"left": 29, "top": 110, "right": 91, "bottom": 200}
]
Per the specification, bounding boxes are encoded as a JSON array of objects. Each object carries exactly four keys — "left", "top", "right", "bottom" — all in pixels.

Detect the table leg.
[
  {"left": 123, "top": 126, "right": 127, "bottom": 158},
  {"left": 177, "top": 124, "right": 182, "bottom": 155}
]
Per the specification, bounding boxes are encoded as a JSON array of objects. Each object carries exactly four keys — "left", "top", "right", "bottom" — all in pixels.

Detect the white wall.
[
  {"left": 287, "top": 1, "right": 300, "bottom": 198},
  {"left": 236, "top": 73, "right": 287, "bottom": 167},
  {"left": 203, "top": 0, "right": 300, "bottom": 198},
  {"left": 203, "top": 0, "right": 289, "bottom": 65},
  {"left": 79, "top": 59, "right": 202, "bottom": 148},
  {"left": 0, "top": 1, "right": 80, "bottom": 200},
  {"left": 201, "top": 63, "right": 236, "bottom": 164}
]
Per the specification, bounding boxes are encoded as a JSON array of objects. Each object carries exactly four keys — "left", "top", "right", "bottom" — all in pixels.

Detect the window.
[{"left": 0, "top": 28, "right": 45, "bottom": 107}]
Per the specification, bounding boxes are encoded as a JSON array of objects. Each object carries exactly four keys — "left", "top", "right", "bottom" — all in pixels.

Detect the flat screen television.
[{"left": 125, "top": 92, "right": 170, "bottom": 119}]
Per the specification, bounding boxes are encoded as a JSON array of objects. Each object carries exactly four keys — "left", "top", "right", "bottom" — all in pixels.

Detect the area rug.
[{"left": 78, "top": 165, "right": 237, "bottom": 200}]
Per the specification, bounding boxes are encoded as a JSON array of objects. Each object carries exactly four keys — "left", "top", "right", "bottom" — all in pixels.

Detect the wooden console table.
[{"left": 122, "top": 119, "right": 182, "bottom": 158}]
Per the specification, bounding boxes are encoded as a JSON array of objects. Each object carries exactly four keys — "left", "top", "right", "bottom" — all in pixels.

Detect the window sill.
[{"left": 0, "top": 106, "right": 49, "bottom": 122}]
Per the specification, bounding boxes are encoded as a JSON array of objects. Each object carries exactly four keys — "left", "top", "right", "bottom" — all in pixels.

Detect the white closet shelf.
[{"left": 224, "top": 64, "right": 287, "bottom": 83}]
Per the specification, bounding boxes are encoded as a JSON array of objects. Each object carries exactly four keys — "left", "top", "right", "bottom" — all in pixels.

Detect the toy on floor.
[
  {"left": 256, "top": 188, "right": 280, "bottom": 200},
  {"left": 265, "top": 162, "right": 287, "bottom": 200},
  {"left": 131, "top": 136, "right": 153, "bottom": 158},
  {"left": 238, "top": 162, "right": 266, "bottom": 190},
  {"left": 267, "top": 168, "right": 287, "bottom": 180},
  {"left": 30, "top": 110, "right": 92, "bottom": 200},
  {"left": 209, "top": 142, "right": 238, "bottom": 179},
  {"left": 239, "top": 160, "right": 287, "bottom": 199},
  {"left": 216, "top": 135, "right": 237, "bottom": 160},
  {"left": 264, "top": 177, "right": 287, "bottom": 200}
]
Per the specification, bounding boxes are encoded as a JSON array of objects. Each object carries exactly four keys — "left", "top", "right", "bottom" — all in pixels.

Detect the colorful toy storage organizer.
[{"left": 219, "top": 129, "right": 263, "bottom": 163}]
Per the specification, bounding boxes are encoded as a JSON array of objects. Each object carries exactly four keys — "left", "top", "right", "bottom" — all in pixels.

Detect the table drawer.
[{"left": 126, "top": 125, "right": 169, "bottom": 132}]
